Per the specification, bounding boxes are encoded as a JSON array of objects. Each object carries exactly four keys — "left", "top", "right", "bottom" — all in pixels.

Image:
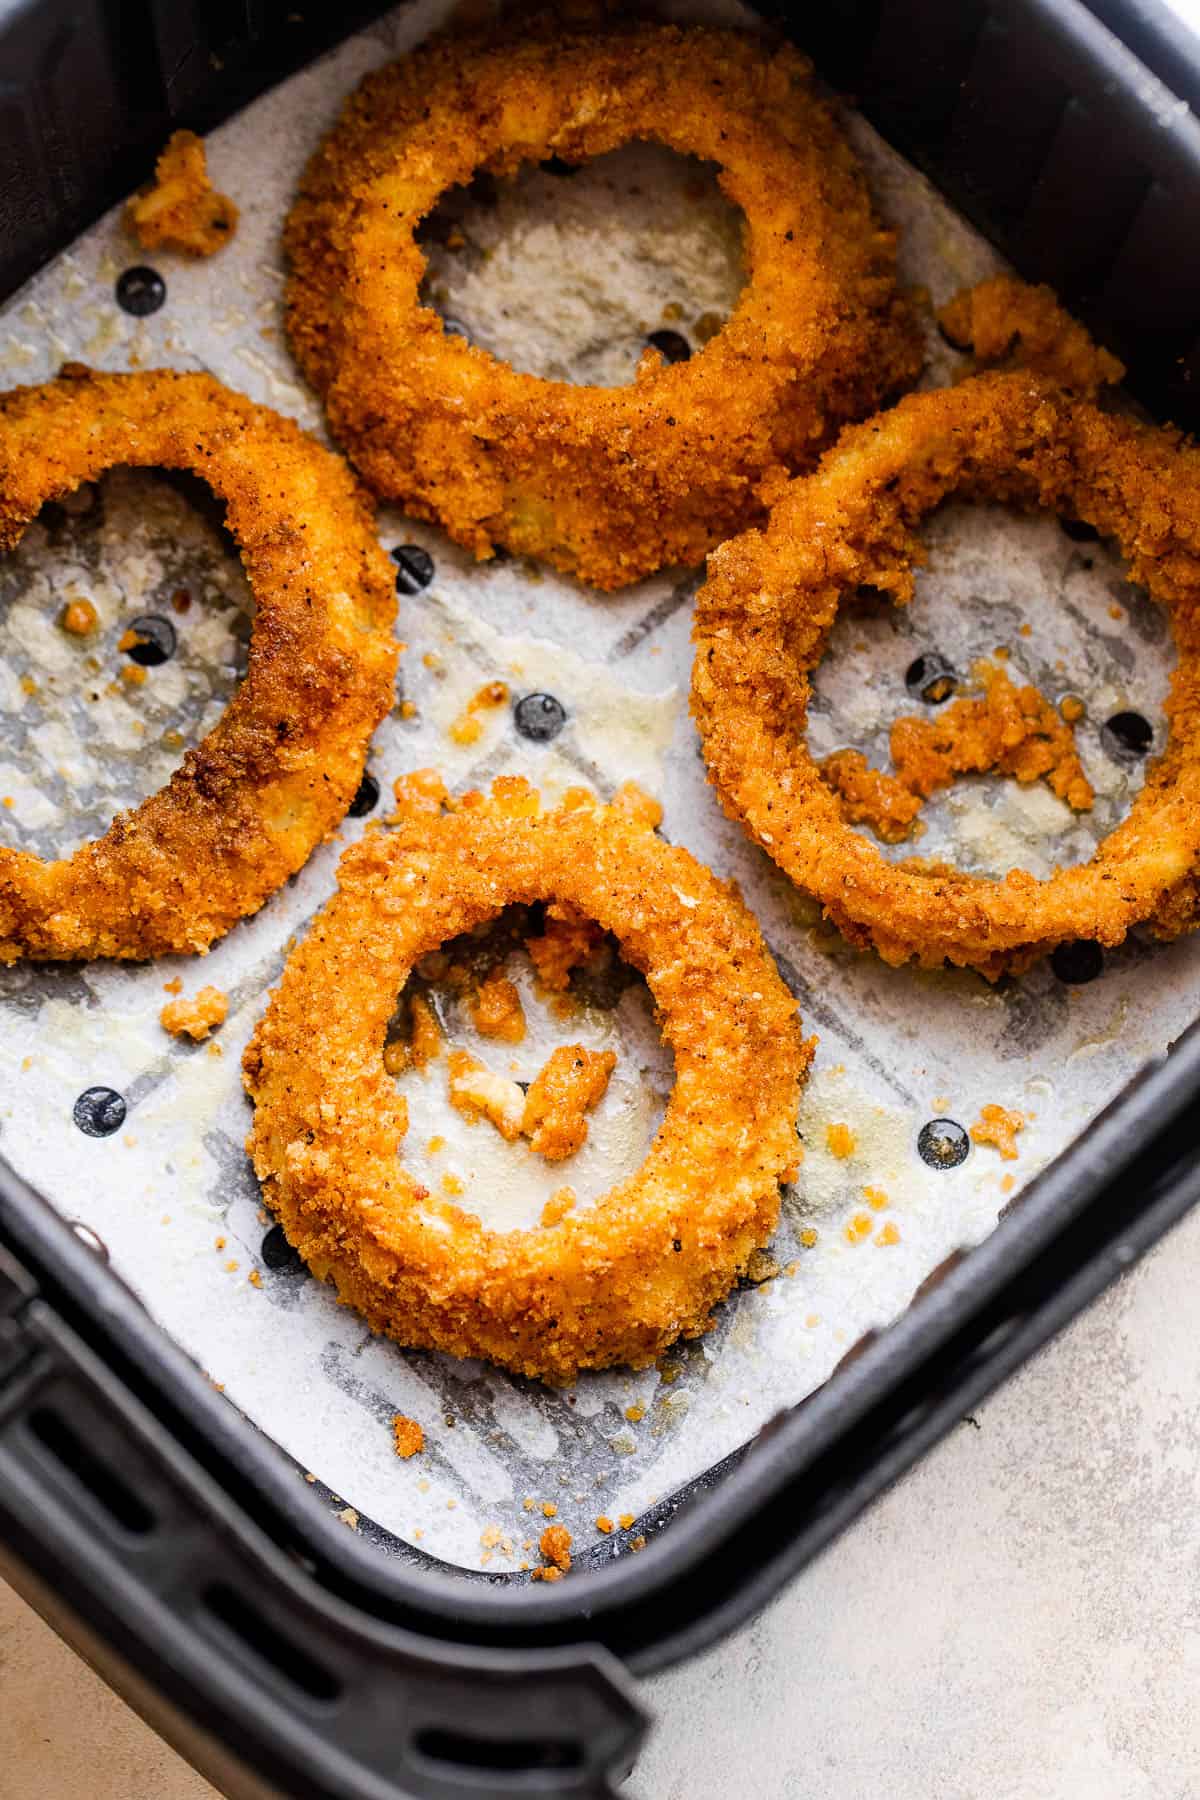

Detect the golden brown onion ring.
[
  {"left": 0, "top": 367, "right": 397, "bottom": 962},
  {"left": 691, "top": 371, "right": 1200, "bottom": 978},
  {"left": 242, "top": 778, "right": 810, "bottom": 1383},
  {"left": 284, "top": 24, "right": 921, "bottom": 591}
]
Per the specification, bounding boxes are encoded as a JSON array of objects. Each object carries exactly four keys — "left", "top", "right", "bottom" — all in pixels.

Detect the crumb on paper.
[
  {"left": 800, "top": 1227, "right": 818, "bottom": 1248},
  {"left": 471, "top": 970, "right": 526, "bottom": 1043},
  {"left": 214, "top": 1237, "right": 226, "bottom": 1251},
  {"left": 745, "top": 1247, "right": 780, "bottom": 1282},
  {"left": 875, "top": 1221, "right": 901, "bottom": 1246},
  {"left": 530, "top": 1565, "right": 563, "bottom": 1581},
  {"left": 541, "top": 1501, "right": 557, "bottom": 1518},
  {"left": 163, "top": 977, "right": 183, "bottom": 995},
  {"left": 525, "top": 901, "right": 605, "bottom": 991},
  {"left": 224, "top": 1259, "right": 239, "bottom": 1273},
  {"left": 59, "top": 598, "right": 98, "bottom": 637},
  {"left": 864, "top": 1186, "right": 889, "bottom": 1211},
  {"left": 385, "top": 991, "right": 442, "bottom": 1076},
  {"left": 441, "top": 1170, "right": 464, "bottom": 1197},
  {"left": 127, "top": 130, "right": 238, "bottom": 257},
  {"left": 618, "top": 1513, "right": 635, "bottom": 1530},
  {"left": 393, "top": 1414, "right": 425, "bottom": 1459},
  {"left": 448, "top": 679, "right": 509, "bottom": 745},
  {"left": 539, "top": 1523, "right": 572, "bottom": 1572},
  {"left": 522, "top": 1044, "right": 616, "bottom": 1161},
  {"left": 624, "top": 1403, "right": 645, "bottom": 1424},
  {"left": 1001, "top": 1172, "right": 1016, "bottom": 1194},
  {"left": 541, "top": 1185, "right": 577, "bottom": 1227},
  {"left": 160, "top": 984, "right": 227, "bottom": 1041},
  {"left": 971, "top": 1103, "right": 1026, "bottom": 1160},
  {"left": 826, "top": 1122, "right": 856, "bottom": 1159},
  {"left": 821, "top": 659, "right": 1093, "bottom": 842},
  {"left": 447, "top": 1048, "right": 525, "bottom": 1140},
  {"left": 845, "top": 1212, "right": 873, "bottom": 1244},
  {"left": 391, "top": 767, "right": 449, "bottom": 821},
  {"left": 596, "top": 1515, "right": 614, "bottom": 1533}
]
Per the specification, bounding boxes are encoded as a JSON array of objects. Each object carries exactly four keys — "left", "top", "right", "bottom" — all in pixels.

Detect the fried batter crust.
[
  {"left": 0, "top": 368, "right": 397, "bottom": 961},
  {"left": 284, "top": 24, "right": 920, "bottom": 590},
  {"left": 692, "top": 371, "right": 1200, "bottom": 977},
  {"left": 243, "top": 780, "right": 810, "bottom": 1383}
]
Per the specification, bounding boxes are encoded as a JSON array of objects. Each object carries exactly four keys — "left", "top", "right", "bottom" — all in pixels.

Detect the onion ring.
[
  {"left": 242, "top": 777, "right": 810, "bottom": 1383},
  {"left": 284, "top": 24, "right": 921, "bottom": 590},
  {"left": 0, "top": 367, "right": 397, "bottom": 962},
  {"left": 691, "top": 371, "right": 1200, "bottom": 977}
]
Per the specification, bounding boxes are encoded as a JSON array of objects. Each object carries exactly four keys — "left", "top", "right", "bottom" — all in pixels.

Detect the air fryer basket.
[{"left": 2, "top": 2, "right": 1200, "bottom": 1797}]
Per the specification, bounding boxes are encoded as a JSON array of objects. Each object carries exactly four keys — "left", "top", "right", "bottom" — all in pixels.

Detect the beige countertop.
[{"left": 6, "top": 1200, "right": 1200, "bottom": 1798}]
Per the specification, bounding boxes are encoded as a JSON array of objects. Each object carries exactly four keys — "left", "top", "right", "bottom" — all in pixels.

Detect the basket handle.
[{"left": 0, "top": 1247, "right": 647, "bottom": 1800}]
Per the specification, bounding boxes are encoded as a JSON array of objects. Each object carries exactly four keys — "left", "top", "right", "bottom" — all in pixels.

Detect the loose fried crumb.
[
  {"left": 825, "top": 1122, "right": 856, "bottom": 1159},
  {"left": 447, "top": 1048, "right": 525, "bottom": 1140},
  {"left": 624, "top": 1403, "right": 646, "bottom": 1424},
  {"left": 337, "top": 1506, "right": 360, "bottom": 1530},
  {"left": 385, "top": 992, "right": 443, "bottom": 1076},
  {"left": 1060, "top": 694, "right": 1086, "bottom": 724},
  {"left": 821, "top": 660, "right": 1094, "bottom": 842},
  {"left": 596, "top": 1515, "right": 614, "bottom": 1533},
  {"left": 799, "top": 1227, "right": 818, "bottom": 1248},
  {"left": 539, "top": 1523, "right": 573, "bottom": 1571},
  {"left": 541, "top": 1501, "right": 557, "bottom": 1518},
  {"left": 160, "top": 984, "right": 228, "bottom": 1041},
  {"left": 745, "top": 1247, "right": 780, "bottom": 1282},
  {"left": 392, "top": 1414, "right": 425, "bottom": 1459},
  {"left": 864, "top": 1186, "right": 889, "bottom": 1211},
  {"left": 845, "top": 1212, "right": 873, "bottom": 1244},
  {"left": 248, "top": 1269, "right": 262, "bottom": 1288},
  {"left": 127, "top": 130, "right": 238, "bottom": 257},
  {"left": 971, "top": 1103, "right": 1026, "bottom": 1160},
  {"left": 163, "top": 977, "right": 183, "bottom": 994},
  {"left": 540, "top": 1185, "right": 577, "bottom": 1227},
  {"left": 471, "top": 970, "right": 526, "bottom": 1043},
  {"left": 530, "top": 1565, "right": 563, "bottom": 1581},
  {"left": 522, "top": 1045, "right": 616, "bottom": 1161},
  {"left": 630, "top": 1535, "right": 647, "bottom": 1552},
  {"left": 525, "top": 901, "right": 606, "bottom": 990},
  {"left": 875, "top": 1221, "right": 901, "bottom": 1246},
  {"left": 618, "top": 1513, "right": 635, "bottom": 1530},
  {"left": 60, "top": 598, "right": 98, "bottom": 637}
]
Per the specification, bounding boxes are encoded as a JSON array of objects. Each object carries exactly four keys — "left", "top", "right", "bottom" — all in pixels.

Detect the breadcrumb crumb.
[
  {"left": 971, "top": 1103, "right": 1026, "bottom": 1160},
  {"left": 127, "top": 130, "right": 238, "bottom": 257},
  {"left": 392, "top": 1414, "right": 425, "bottom": 1459},
  {"left": 160, "top": 984, "right": 228, "bottom": 1041}
]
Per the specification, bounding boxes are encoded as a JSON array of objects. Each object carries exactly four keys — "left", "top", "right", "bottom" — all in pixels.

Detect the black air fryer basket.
[{"left": 2, "top": 2, "right": 1200, "bottom": 1795}]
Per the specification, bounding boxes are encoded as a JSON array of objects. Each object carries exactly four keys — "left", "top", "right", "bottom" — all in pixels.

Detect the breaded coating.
[
  {"left": 938, "top": 276, "right": 1124, "bottom": 398},
  {"left": 692, "top": 371, "right": 1200, "bottom": 977},
  {"left": 0, "top": 367, "right": 397, "bottom": 962},
  {"left": 821, "top": 660, "right": 1094, "bottom": 843},
  {"left": 521, "top": 1044, "right": 616, "bottom": 1161},
  {"left": 127, "top": 131, "right": 239, "bottom": 257},
  {"left": 284, "top": 24, "right": 920, "bottom": 589},
  {"left": 243, "top": 778, "right": 810, "bottom": 1383}
]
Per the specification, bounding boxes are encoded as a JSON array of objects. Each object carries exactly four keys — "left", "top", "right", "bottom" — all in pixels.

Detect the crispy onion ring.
[
  {"left": 0, "top": 368, "right": 397, "bottom": 962},
  {"left": 691, "top": 371, "right": 1200, "bottom": 977},
  {"left": 284, "top": 24, "right": 920, "bottom": 591},
  {"left": 243, "top": 779, "right": 810, "bottom": 1383}
]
